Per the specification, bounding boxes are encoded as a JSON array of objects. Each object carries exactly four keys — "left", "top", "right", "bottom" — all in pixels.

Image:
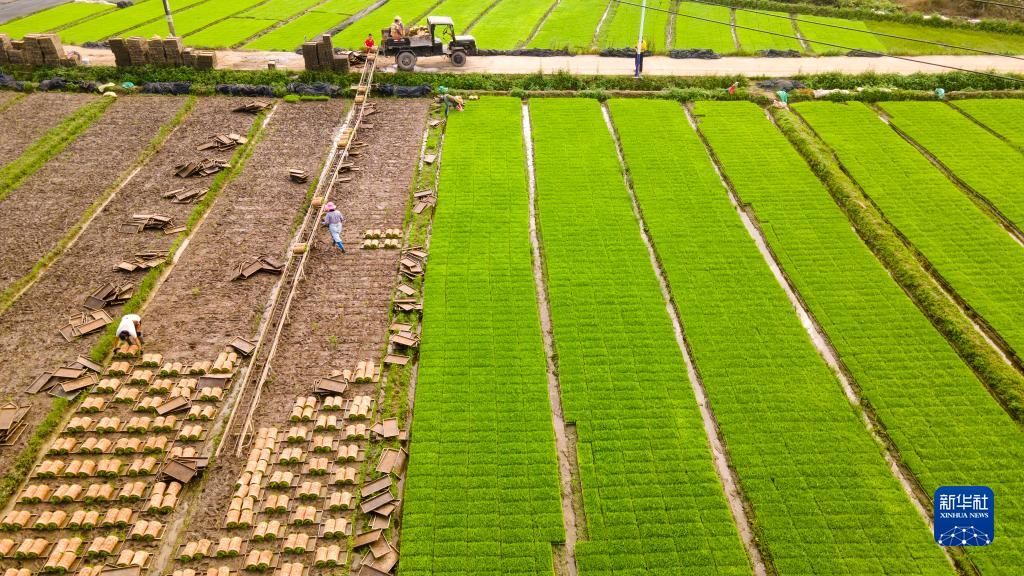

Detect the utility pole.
[
  {"left": 634, "top": 0, "right": 647, "bottom": 78},
  {"left": 162, "top": 0, "right": 177, "bottom": 37}
]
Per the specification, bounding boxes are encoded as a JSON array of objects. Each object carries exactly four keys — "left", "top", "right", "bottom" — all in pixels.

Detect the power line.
[
  {"left": 612, "top": 0, "right": 1024, "bottom": 83},
  {"left": 674, "top": 0, "right": 1024, "bottom": 61}
]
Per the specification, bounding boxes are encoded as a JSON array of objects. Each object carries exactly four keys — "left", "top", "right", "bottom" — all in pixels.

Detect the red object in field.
[{"left": 364, "top": 36, "right": 375, "bottom": 51}]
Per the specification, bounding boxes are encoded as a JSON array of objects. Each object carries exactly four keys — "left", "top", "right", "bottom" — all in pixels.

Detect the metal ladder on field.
[{"left": 217, "top": 51, "right": 380, "bottom": 459}]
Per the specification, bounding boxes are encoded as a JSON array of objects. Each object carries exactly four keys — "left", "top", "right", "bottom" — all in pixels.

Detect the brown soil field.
[
  {"left": 167, "top": 99, "right": 429, "bottom": 572},
  {"left": 143, "top": 99, "right": 347, "bottom": 362},
  {"left": 0, "top": 96, "right": 187, "bottom": 294},
  {"left": 0, "top": 96, "right": 256, "bottom": 470},
  {"left": 0, "top": 92, "right": 98, "bottom": 166}
]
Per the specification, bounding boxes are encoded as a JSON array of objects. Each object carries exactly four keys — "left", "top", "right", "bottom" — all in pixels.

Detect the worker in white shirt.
[{"left": 116, "top": 313, "right": 144, "bottom": 347}]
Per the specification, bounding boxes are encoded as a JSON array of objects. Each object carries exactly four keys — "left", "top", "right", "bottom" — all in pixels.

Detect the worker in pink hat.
[{"left": 322, "top": 202, "right": 346, "bottom": 253}]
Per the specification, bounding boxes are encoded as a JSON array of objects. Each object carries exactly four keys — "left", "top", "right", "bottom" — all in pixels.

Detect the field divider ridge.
[
  {"left": 522, "top": 100, "right": 582, "bottom": 576},
  {"left": 603, "top": 101, "right": 767, "bottom": 576},
  {"left": 521, "top": 0, "right": 561, "bottom": 48}
]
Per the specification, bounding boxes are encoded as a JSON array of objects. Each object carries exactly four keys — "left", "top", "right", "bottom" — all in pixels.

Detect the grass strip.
[
  {"left": 879, "top": 101, "right": 1024, "bottom": 232},
  {"left": 399, "top": 97, "right": 564, "bottom": 575},
  {"left": 0, "top": 96, "right": 114, "bottom": 203},
  {"left": 796, "top": 101, "right": 1024, "bottom": 370},
  {"left": 0, "top": 95, "right": 197, "bottom": 317},
  {"left": 700, "top": 100, "right": 1024, "bottom": 575},
  {"left": 530, "top": 98, "right": 749, "bottom": 574}
]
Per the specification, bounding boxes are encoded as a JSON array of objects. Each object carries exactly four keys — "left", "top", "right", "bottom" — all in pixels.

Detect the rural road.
[{"left": 69, "top": 46, "right": 1024, "bottom": 77}]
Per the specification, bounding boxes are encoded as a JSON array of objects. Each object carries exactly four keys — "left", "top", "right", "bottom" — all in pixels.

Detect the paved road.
[
  {"left": 69, "top": 45, "right": 1024, "bottom": 77},
  {"left": 0, "top": 0, "right": 70, "bottom": 24}
]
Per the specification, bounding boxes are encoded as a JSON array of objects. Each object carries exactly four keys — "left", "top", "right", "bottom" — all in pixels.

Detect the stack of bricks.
[
  {"left": 0, "top": 33, "right": 79, "bottom": 66},
  {"left": 301, "top": 34, "right": 349, "bottom": 72},
  {"left": 109, "top": 36, "right": 213, "bottom": 69}
]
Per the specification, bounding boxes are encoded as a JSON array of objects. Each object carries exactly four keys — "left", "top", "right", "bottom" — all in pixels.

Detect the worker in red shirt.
[{"left": 364, "top": 33, "right": 375, "bottom": 52}]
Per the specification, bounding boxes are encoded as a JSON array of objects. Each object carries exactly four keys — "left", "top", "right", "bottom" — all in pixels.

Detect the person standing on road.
[
  {"left": 116, "top": 313, "right": 144, "bottom": 347},
  {"left": 323, "top": 202, "right": 346, "bottom": 253},
  {"left": 364, "top": 33, "right": 375, "bottom": 52},
  {"left": 634, "top": 38, "right": 648, "bottom": 79}
]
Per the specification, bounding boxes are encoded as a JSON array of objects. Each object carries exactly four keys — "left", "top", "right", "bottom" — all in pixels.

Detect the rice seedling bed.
[
  {"left": 880, "top": 101, "right": 1024, "bottom": 232},
  {"left": 796, "top": 15, "right": 885, "bottom": 55},
  {"left": 530, "top": 98, "right": 748, "bottom": 574},
  {"left": 866, "top": 20, "right": 1024, "bottom": 55},
  {"left": 612, "top": 98, "right": 949, "bottom": 575},
  {"left": 400, "top": 97, "right": 565, "bottom": 575},
  {"left": 185, "top": 17, "right": 278, "bottom": 48},
  {"left": 596, "top": 0, "right": 671, "bottom": 52},
  {"left": 673, "top": 2, "right": 736, "bottom": 54},
  {"left": 469, "top": 0, "right": 557, "bottom": 49},
  {"left": 951, "top": 99, "right": 1024, "bottom": 149},
  {"left": 244, "top": 10, "right": 350, "bottom": 50},
  {"left": 57, "top": 0, "right": 209, "bottom": 44},
  {"left": 0, "top": 1, "right": 113, "bottom": 39},
  {"left": 699, "top": 100, "right": 1024, "bottom": 575},
  {"left": 797, "top": 101, "right": 1024, "bottom": 361},
  {"left": 734, "top": 10, "right": 803, "bottom": 53},
  {"left": 527, "top": 0, "right": 606, "bottom": 52},
  {"left": 240, "top": 0, "right": 324, "bottom": 20},
  {"left": 124, "top": 0, "right": 269, "bottom": 40}
]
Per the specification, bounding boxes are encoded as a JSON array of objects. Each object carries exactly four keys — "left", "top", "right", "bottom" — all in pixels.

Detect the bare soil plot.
[
  {"left": 0, "top": 92, "right": 98, "bottom": 166},
  {"left": 0, "top": 91, "right": 17, "bottom": 108},
  {"left": 143, "top": 99, "right": 346, "bottom": 361},
  {"left": 0, "top": 97, "right": 256, "bottom": 470},
  {"left": 177, "top": 98, "right": 428, "bottom": 545},
  {"left": 0, "top": 96, "right": 187, "bottom": 294}
]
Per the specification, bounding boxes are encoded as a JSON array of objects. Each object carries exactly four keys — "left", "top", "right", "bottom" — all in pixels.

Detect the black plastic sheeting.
[
  {"left": 82, "top": 41, "right": 109, "bottom": 49},
  {"left": 141, "top": 81, "right": 192, "bottom": 95},
  {"left": 215, "top": 84, "right": 275, "bottom": 97},
  {"left": 756, "top": 79, "right": 806, "bottom": 91},
  {"left": 0, "top": 73, "right": 29, "bottom": 91},
  {"left": 374, "top": 83, "right": 432, "bottom": 98},
  {"left": 38, "top": 77, "right": 100, "bottom": 92},
  {"left": 668, "top": 49, "right": 721, "bottom": 59},
  {"left": 847, "top": 49, "right": 883, "bottom": 57},
  {"left": 287, "top": 82, "right": 342, "bottom": 97},
  {"left": 599, "top": 47, "right": 652, "bottom": 58},
  {"left": 758, "top": 49, "right": 802, "bottom": 58},
  {"left": 476, "top": 48, "right": 570, "bottom": 57},
  {"left": 115, "top": 1, "right": 134, "bottom": 8}
]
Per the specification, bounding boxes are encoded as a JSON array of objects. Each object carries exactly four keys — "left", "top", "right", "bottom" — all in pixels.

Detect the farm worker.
[
  {"left": 776, "top": 90, "right": 789, "bottom": 104},
  {"left": 935, "top": 87, "right": 946, "bottom": 100},
  {"left": 323, "top": 202, "right": 346, "bottom": 253},
  {"left": 364, "top": 34, "right": 375, "bottom": 52},
  {"left": 390, "top": 17, "right": 405, "bottom": 41},
  {"left": 634, "top": 38, "right": 648, "bottom": 79},
  {"left": 727, "top": 81, "right": 739, "bottom": 95},
  {"left": 116, "top": 314, "right": 144, "bottom": 347},
  {"left": 438, "top": 86, "right": 464, "bottom": 118}
]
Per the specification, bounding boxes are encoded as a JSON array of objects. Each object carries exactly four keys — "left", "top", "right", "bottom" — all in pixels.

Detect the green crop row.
[
  {"left": 469, "top": 0, "right": 558, "bottom": 50},
  {"left": 417, "top": 0, "right": 494, "bottom": 29},
  {"left": 735, "top": 10, "right": 805, "bottom": 52},
  {"left": 124, "top": 0, "right": 267, "bottom": 40},
  {"left": 880, "top": 101, "right": 1024, "bottom": 233},
  {"left": 245, "top": 11, "right": 347, "bottom": 50},
  {"left": 952, "top": 99, "right": 1024, "bottom": 150},
  {"left": 527, "top": 0, "right": 606, "bottom": 52},
  {"left": 400, "top": 97, "right": 564, "bottom": 575},
  {"left": 530, "top": 98, "right": 749, "bottom": 574},
  {"left": 610, "top": 98, "right": 949, "bottom": 574},
  {"left": 241, "top": 0, "right": 323, "bottom": 20},
  {"left": 185, "top": 17, "right": 278, "bottom": 48},
  {"left": 0, "top": 1, "right": 113, "bottom": 39},
  {"left": 796, "top": 101, "right": 1024, "bottom": 365},
  {"left": 798, "top": 15, "right": 886, "bottom": 54},
  {"left": 597, "top": 0, "right": 672, "bottom": 52},
  {"left": 699, "top": 100, "right": 1024, "bottom": 574},
  {"left": 57, "top": 0, "right": 209, "bottom": 44},
  {"left": 674, "top": 3, "right": 737, "bottom": 53}
]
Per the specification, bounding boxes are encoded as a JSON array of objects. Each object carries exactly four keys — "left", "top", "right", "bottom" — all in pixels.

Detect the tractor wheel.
[
  {"left": 397, "top": 51, "right": 417, "bottom": 71},
  {"left": 451, "top": 50, "right": 467, "bottom": 67}
]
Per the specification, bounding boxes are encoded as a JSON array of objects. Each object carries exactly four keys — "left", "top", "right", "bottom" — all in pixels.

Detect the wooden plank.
[{"left": 360, "top": 476, "right": 392, "bottom": 498}]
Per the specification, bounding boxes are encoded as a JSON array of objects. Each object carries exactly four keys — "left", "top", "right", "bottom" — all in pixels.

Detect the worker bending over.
[
  {"left": 390, "top": 17, "right": 405, "bottom": 41},
  {"left": 117, "top": 313, "right": 144, "bottom": 347},
  {"left": 438, "top": 86, "right": 464, "bottom": 117}
]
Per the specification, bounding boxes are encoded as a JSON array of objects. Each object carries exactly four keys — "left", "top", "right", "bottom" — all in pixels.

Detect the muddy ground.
[
  {"left": 0, "top": 92, "right": 98, "bottom": 166},
  {"left": 175, "top": 99, "right": 429, "bottom": 554},
  {"left": 0, "top": 96, "right": 186, "bottom": 294},
  {"left": 0, "top": 96, "right": 255, "bottom": 471},
  {"left": 144, "top": 99, "right": 347, "bottom": 361}
]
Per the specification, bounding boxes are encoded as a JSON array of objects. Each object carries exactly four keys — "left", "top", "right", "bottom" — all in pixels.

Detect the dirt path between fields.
[
  {"left": 0, "top": 92, "right": 97, "bottom": 166},
  {"left": 174, "top": 98, "right": 428, "bottom": 554},
  {"left": 0, "top": 96, "right": 186, "bottom": 295},
  {"left": 68, "top": 44, "right": 1024, "bottom": 75},
  {"left": 0, "top": 96, "right": 255, "bottom": 471},
  {"left": 143, "top": 99, "right": 347, "bottom": 361}
]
